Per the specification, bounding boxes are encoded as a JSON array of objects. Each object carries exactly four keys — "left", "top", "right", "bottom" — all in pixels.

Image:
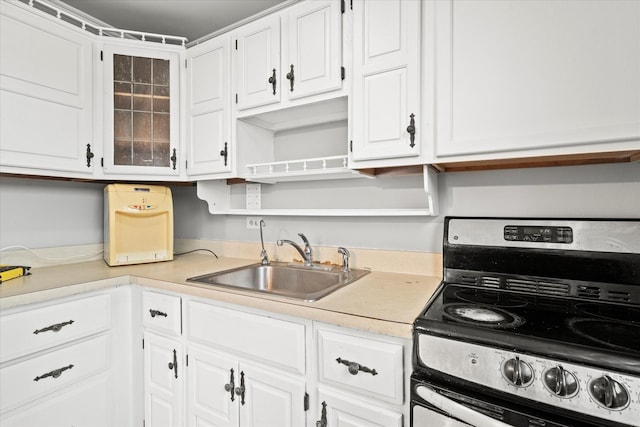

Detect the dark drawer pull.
[
  {"left": 336, "top": 357, "right": 378, "bottom": 376},
  {"left": 33, "top": 320, "right": 74, "bottom": 335},
  {"left": 235, "top": 371, "right": 246, "bottom": 405},
  {"left": 167, "top": 349, "right": 178, "bottom": 378},
  {"left": 149, "top": 309, "right": 168, "bottom": 318},
  {"left": 224, "top": 368, "right": 235, "bottom": 402},
  {"left": 34, "top": 364, "right": 74, "bottom": 381}
]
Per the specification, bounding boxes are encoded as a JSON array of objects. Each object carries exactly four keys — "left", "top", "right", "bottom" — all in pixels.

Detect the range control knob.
[
  {"left": 543, "top": 365, "right": 578, "bottom": 397},
  {"left": 502, "top": 356, "right": 534, "bottom": 387},
  {"left": 589, "top": 375, "right": 629, "bottom": 410}
]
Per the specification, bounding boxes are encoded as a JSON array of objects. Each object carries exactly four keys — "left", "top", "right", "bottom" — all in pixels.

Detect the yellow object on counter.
[{"left": 0, "top": 265, "right": 31, "bottom": 283}]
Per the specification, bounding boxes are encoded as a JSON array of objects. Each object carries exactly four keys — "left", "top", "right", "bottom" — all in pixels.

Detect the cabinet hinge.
[
  {"left": 341, "top": 66, "right": 345, "bottom": 81},
  {"left": 341, "top": 0, "right": 345, "bottom": 13},
  {"left": 304, "top": 392, "right": 309, "bottom": 411},
  {"left": 100, "top": 50, "right": 103, "bottom": 61},
  {"left": 350, "top": 140, "right": 353, "bottom": 152},
  {"left": 100, "top": 157, "right": 104, "bottom": 167}
]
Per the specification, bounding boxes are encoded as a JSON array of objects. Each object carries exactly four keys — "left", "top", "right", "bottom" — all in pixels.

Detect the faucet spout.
[{"left": 277, "top": 233, "right": 313, "bottom": 267}]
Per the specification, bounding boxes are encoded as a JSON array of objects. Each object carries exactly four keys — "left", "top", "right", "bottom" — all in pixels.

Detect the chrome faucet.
[
  {"left": 277, "top": 233, "right": 313, "bottom": 267},
  {"left": 259, "top": 219, "right": 269, "bottom": 265},
  {"left": 337, "top": 247, "right": 350, "bottom": 272}
]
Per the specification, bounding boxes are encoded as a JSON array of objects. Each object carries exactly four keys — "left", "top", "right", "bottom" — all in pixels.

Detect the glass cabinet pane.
[{"left": 113, "top": 54, "right": 171, "bottom": 167}]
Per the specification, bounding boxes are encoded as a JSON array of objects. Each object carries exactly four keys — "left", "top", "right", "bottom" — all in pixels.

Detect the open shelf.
[
  {"left": 244, "top": 155, "right": 375, "bottom": 184},
  {"left": 196, "top": 166, "right": 439, "bottom": 217}
]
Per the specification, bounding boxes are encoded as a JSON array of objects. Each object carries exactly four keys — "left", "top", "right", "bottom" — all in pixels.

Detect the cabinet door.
[
  {"left": 234, "top": 14, "right": 281, "bottom": 111},
  {"left": 186, "top": 34, "right": 232, "bottom": 176},
  {"left": 187, "top": 345, "right": 238, "bottom": 427},
  {"left": 316, "top": 388, "right": 402, "bottom": 427},
  {"left": 144, "top": 331, "right": 183, "bottom": 427},
  {"left": 434, "top": 0, "right": 640, "bottom": 159},
  {"left": 286, "top": 0, "right": 342, "bottom": 100},
  {"left": 102, "top": 44, "right": 182, "bottom": 176},
  {"left": 351, "top": 0, "right": 421, "bottom": 162},
  {"left": 240, "top": 361, "right": 306, "bottom": 427},
  {"left": 0, "top": 3, "right": 94, "bottom": 175}
]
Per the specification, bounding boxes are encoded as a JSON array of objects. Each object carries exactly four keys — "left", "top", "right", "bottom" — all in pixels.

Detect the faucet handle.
[{"left": 337, "top": 247, "right": 350, "bottom": 272}]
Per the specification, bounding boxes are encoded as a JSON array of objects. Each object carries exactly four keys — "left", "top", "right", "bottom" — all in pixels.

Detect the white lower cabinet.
[
  {"left": 0, "top": 373, "right": 112, "bottom": 427},
  {"left": 0, "top": 289, "right": 133, "bottom": 427},
  {"left": 317, "top": 387, "right": 403, "bottom": 427},
  {"left": 185, "top": 299, "right": 308, "bottom": 427},
  {"left": 144, "top": 330, "right": 185, "bottom": 427},
  {"left": 187, "top": 344, "right": 306, "bottom": 427},
  {"left": 313, "top": 323, "right": 409, "bottom": 427}
]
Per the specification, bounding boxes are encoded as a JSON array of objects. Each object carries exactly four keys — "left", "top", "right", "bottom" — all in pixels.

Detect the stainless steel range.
[{"left": 411, "top": 217, "right": 640, "bottom": 427}]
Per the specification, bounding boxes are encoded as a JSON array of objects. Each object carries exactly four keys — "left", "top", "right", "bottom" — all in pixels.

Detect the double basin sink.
[{"left": 187, "top": 261, "right": 370, "bottom": 302}]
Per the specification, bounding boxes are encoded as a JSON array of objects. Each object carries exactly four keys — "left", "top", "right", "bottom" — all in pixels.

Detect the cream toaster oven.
[{"left": 104, "top": 184, "right": 173, "bottom": 266}]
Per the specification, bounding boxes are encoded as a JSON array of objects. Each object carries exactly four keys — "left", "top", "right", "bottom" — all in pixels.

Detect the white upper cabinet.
[
  {"left": 0, "top": 2, "right": 94, "bottom": 176},
  {"left": 285, "top": 0, "right": 343, "bottom": 100},
  {"left": 350, "top": 0, "right": 422, "bottom": 165},
  {"left": 234, "top": 0, "right": 344, "bottom": 115},
  {"left": 234, "top": 14, "right": 281, "bottom": 111},
  {"left": 100, "top": 43, "right": 183, "bottom": 177},
  {"left": 433, "top": 0, "right": 640, "bottom": 162},
  {"left": 186, "top": 34, "right": 232, "bottom": 177}
]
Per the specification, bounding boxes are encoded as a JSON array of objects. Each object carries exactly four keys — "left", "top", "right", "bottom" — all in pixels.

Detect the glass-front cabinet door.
[{"left": 102, "top": 44, "right": 182, "bottom": 177}]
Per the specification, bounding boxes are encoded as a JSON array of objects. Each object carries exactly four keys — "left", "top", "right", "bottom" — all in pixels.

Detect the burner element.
[
  {"left": 568, "top": 318, "right": 640, "bottom": 352},
  {"left": 443, "top": 304, "right": 525, "bottom": 329}
]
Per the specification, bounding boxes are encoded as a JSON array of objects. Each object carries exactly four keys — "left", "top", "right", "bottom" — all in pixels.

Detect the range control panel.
[
  {"left": 418, "top": 335, "right": 640, "bottom": 426},
  {"left": 504, "top": 225, "right": 573, "bottom": 244}
]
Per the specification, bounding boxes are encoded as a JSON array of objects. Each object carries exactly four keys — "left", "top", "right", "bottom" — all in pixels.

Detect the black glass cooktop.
[{"left": 415, "top": 283, "right": 640, "bottom": 375}]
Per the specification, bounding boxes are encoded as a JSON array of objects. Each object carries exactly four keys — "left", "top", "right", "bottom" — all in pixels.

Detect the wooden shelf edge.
[{"left": 431, "top": 150, "right": 640, "bottom": 173}]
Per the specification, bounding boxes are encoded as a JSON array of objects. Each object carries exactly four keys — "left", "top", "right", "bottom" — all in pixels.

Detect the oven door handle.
[{"left": 415, "top": 385, "right": 512, "bottom": 427}]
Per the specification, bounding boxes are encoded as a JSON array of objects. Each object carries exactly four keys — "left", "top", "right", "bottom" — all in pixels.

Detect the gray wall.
[
  {"left": 1, "top": 162, "right": 638, "bottom": 252},
  {"left": 175, "top": 161, "right": 640, "bottom": 253}
]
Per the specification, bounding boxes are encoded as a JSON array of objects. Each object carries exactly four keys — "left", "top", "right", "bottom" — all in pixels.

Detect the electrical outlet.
[{"left": 246, "top": 217, "right": 262, "bottom": 230}]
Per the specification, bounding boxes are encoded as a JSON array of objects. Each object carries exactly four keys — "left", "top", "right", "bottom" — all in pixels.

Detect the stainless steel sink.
[{"left": 187, "top": 262, "right": 370, "bottom": 302}]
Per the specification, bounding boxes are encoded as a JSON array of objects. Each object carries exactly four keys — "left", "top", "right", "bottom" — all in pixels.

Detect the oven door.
[
  {"left": 412, "top": 384, "right": 511, "bottom": 427},
  {"left": 411, "top": 376, "right": 578, "bottom": 427}
]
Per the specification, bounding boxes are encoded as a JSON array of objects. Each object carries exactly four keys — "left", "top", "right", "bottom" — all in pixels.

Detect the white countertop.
[{"left": 0, "top": 254, "right": 442, "bottom": 338}]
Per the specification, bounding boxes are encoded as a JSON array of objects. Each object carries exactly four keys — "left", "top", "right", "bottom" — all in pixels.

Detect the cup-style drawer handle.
[
  {"left": 336, "top": 357, "right": 378, "bottom": 376},
  {"left": 149, "top": 309, "right": 168, "bottom": 318},
  {"left": 34, "top": 364, "right": 74, "bottom": 381},
  {"left": 33, "top": 320, "right": 74, "bottom": 334}
]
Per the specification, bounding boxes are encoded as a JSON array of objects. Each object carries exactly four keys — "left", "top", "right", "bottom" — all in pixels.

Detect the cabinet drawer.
[
  {"left": 0, "top": 334, "right": 109, "bottom": 414},
  {"left": 142, "top": 290, "right": 181, "bottom": 336},
  {"left": 317, "top": 329, "right": 404, "bottom": 404},
  {"left": 0, "top": 373, "right": 111, "bottom": 427},
  {"left": 187, "top": 300, "right": 306, "bottom": 375},
  {"left": 0, "top": 294, "right": 110, "bottom": 363}
]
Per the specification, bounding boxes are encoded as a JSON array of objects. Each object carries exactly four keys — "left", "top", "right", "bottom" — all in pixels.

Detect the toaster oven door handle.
[{"left": 415, "top": 385, "right": 512, "bottom": 427}]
